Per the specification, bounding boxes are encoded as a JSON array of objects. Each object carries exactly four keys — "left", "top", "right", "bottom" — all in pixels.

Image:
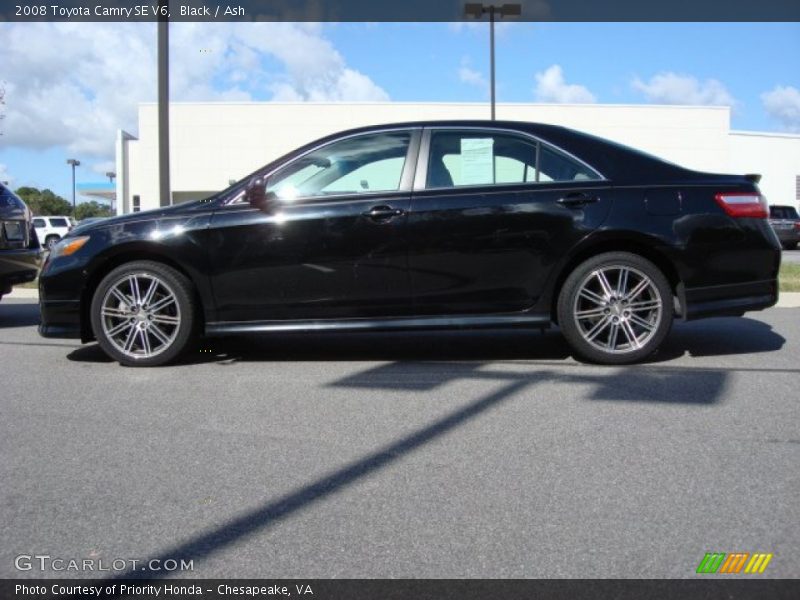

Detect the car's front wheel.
[
  {"left": 557, "top": 252, "right": 673, "bottom": 364},
  {"left": 90, "top": 261, "right": 196, "bottom": 366}
]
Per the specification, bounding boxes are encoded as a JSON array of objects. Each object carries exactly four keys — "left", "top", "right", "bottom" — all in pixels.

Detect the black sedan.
[{"left": 39, "top": 121, "right": 781, "bottom": 366}]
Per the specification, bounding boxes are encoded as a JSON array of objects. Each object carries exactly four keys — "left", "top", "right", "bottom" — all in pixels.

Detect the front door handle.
[
  {"left": 363, "top": 205, "right": 405, "bottom": 221},
  {"left": 557, "top": 193, "right": 599, "bottom": 208}
]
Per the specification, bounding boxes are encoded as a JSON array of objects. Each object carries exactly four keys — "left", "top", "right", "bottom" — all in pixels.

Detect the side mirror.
[{"left": 245, "top": 177, "right": 279, "bottom": 213}]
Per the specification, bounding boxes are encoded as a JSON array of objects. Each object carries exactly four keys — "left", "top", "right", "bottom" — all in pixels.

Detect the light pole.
[
  {"left": 157, "top": 4, "right": 171, "bottom": 207},
  {"left": 106, "top": 171, "right": 116, "bottom": 183},
  {"left": 464, "top": 3, "right": 522, "bottom": 120},
  {"left": 66, "top": 158, "right": 80, "bottom": 215}
]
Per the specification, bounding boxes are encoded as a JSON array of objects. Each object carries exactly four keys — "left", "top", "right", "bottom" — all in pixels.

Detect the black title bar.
[
  {"left": 2, "top": 579, "right": 800, "bottom": 600},
  {"left": 3, "top": 0, "right": 800, "bottom": 22}
]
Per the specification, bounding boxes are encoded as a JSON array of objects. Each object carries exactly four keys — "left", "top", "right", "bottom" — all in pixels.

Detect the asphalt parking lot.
[{"left": 1, "top": 298, "right": 798, "bottom": 579}]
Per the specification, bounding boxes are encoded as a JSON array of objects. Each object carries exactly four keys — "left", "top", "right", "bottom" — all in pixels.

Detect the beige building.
[{"left": 115, "top": 102, "right": 800, "bottom": 214}]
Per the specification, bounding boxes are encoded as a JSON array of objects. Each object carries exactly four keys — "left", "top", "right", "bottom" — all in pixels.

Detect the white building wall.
[
  {"left": 124, "top": 102, "right": 735, "bottom": 212},
  {"left": 729, "top": 131, "right": 800, "bottom": 210}
]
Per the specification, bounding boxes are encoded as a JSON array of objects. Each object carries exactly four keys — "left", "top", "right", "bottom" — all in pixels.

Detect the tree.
[
  {"left": 15, "top": 187, "right": 73, "bottom": 216},
  {"left": 74, "top": 200, "right": 114, "bottom": 220}
]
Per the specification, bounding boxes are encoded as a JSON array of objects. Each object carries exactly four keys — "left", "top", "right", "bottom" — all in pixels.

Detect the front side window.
[
  {"left": 50, "top": 218, "right": 68, "bottom": 227},
  {"left": 266, "top": 131, "right": 411, "bottom": 201},
  {"left": 426, "top": 130, "right": 600, "bottom": 189}
]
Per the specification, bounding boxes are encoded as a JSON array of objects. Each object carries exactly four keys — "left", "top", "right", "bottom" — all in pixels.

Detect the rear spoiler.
[{"left": 745, "top": 173, "right": 762, "bottom": 184}]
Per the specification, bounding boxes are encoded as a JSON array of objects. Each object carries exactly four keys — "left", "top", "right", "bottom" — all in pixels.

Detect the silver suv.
[{"left": 768, "top": 205, "right": 800, "bottom": 250}]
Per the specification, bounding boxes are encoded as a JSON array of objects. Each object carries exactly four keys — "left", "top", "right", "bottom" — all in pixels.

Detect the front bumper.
[
  {"left": 39, "top": 299, "right": 83, "bottom": 338},
  {"left": 38, "top": 254, "right": 90, "bottom": 340}
]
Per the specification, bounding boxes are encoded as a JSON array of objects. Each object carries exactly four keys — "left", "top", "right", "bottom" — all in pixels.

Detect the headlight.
[{"left": 50, "top": 236, "right": 90, "bottom": 258}]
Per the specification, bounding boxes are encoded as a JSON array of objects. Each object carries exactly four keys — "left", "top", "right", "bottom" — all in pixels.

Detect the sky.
[{"left": 0, "top": 21, "right": 799, "bottom": 201}]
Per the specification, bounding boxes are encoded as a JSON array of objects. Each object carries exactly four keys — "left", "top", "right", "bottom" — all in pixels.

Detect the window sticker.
[{"left": 460, "top": 138, "right": 494, "bottom": 186}]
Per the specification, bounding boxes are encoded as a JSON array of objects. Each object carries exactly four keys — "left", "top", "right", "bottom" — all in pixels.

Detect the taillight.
[{"left": 714, "top": 193, "right": 768, "bottom": 218}]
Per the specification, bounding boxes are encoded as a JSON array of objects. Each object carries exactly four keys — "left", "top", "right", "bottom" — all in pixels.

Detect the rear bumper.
[
  {"left": 0, "top": 248, "right": 40, "bottom": 294},
  {"left": 682, "top": 279, "right": 778, "bottom": 320},
  {"left": 774, "top": 229, "right": 800, "bottom": 244}
]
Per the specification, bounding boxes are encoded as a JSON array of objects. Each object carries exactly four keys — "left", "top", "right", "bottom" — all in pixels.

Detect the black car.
[
  {"left": 1, "top": 184, "right": 40, "bottom": 302},
  {"left": 38, "top": 121, "right": 781, "bottom": 366},
  {"left": 768, "top": 204, "right": 800, "bottom": 250}
]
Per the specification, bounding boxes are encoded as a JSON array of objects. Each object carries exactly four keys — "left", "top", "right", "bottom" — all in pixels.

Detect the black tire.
[
  {"left": 90, "top": 260, "right": 197, "bottom": 367},
  {"left": 783, "top": 242, "right": 798, "bottom": 251},
  {"left": 45, "top": 235, "right": 60, "bottom": 251},
  {"left": 557, "top": 252, "right": 674, "bottom": 365}
]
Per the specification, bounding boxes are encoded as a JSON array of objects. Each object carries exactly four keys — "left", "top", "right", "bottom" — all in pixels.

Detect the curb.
[
  {"left": 7, "top": 287, "right": 800, "bottom": 307},
  {"left": 777, "top": 292, "right": 800, "bottom": 308},
  {"left": 5, "top": 288, "right": 40, "bottom": 299}
]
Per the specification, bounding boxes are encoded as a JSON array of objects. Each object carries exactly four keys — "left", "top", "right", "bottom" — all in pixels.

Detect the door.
[
  {"left": 208, "top": 129, "right": 419, "bottom": 322},
  {"left": 407, "top": 128, "right": 612, "bottom": 315}
]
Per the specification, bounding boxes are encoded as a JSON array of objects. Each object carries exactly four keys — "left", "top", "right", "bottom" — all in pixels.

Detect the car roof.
[{"left": 301, "top": 119, "right": 702, "bottom": 184}]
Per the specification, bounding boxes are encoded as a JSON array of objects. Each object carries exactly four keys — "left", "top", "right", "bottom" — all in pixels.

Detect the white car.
[{"left": 32, "top": 215, "right": 76, "bottom": 250}]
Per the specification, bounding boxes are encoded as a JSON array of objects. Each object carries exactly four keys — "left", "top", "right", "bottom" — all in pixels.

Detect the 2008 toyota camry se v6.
[{"left": 38, "top": 121, "right": 781, "bottom": 366}]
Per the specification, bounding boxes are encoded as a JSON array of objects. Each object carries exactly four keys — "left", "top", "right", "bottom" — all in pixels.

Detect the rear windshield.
[{"left": 770, "top": 206, "right": 800, "bottom": 219}]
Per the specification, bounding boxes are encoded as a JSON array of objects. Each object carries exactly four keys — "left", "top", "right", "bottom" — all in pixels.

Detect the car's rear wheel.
[
  {"left": 45, "top": 235, "right": 60, "bottom": 251},
  {"left": 90, "top": 261, "right": 196, "bottom": 367},
  {"left": 557, "top": 252, "right": 673, "bottom": 364},
  {"left": 783, "top": 242, "right": 798, "bottom": 250}
]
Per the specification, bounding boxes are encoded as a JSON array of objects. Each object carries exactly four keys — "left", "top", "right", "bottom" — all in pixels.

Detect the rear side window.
[
  {"left": 770, "top": 206, "right": 799, "bottom": 219},
  {"left": 50, "top": 218, "right": 69, "bottom": 227},
  {"left": 426, "top": 130, "right": 600, "bottom": 189},
  {"left": 33, "top": 218, "right": 45, "bottom": 227}
]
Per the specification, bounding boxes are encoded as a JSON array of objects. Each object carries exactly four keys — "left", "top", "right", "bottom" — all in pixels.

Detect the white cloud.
[
  {"left": 0, "top": 22, "right": 388, "bottom": 167},
  {"left": 533, "top": 65, "right": 596, "bottom": 104},
  {"left": 761, "top": 85, "right": 800, "bottom": 132},
  {"left": 91, "top": 161, "right": 117, "bottom": 177},
  {"left": 0, "top": 23, "right": 156, "bottom": 157},
  {"left": 458, "top": 59, "right": 488, "bottom": 94},
  {"left": 632, "top": 72, "right": 735, "bottom": 106}
]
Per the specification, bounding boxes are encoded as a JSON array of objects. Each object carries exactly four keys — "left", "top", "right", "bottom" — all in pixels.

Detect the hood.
[{"left": 70, "top": 198, "right": 211, "bottom": 235}]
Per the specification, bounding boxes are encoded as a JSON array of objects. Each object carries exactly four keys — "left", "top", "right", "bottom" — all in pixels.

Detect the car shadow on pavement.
[
  {"left": 66, "top": 315, "right": 787, "bottom": 369},
  {"left": 0, "top": 300, "right": 40, "bottom": 328},
  {"left": 655, "top": 316, "right": 786, "bottom": 360},
  {"left": 89, "top": 352, "right": 735, "bottom": 588}
]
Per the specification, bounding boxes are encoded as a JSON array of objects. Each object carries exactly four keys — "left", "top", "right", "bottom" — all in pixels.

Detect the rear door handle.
[
  {"left": 557, "top": 193, "right": 599, "bottom": 208},
  {"left": 362, "top": 205, "right": 405, "bottom": 221}
]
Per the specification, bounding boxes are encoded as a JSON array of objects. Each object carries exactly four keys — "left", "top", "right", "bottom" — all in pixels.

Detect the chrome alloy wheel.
[
  {"left": 99, "top": 273, "right": 181, "bottom": 360},
  {"left": 572, "top": 266, "right": 663, "bottom": 354}
]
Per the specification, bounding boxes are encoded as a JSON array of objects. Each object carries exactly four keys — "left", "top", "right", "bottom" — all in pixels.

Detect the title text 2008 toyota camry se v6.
[{"left": 38, "top": 121, "right": 781, "bottom": 366}]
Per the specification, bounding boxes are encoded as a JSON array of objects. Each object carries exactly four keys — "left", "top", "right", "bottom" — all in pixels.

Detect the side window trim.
[{"left": 413, "top": 126, "right": 606, "bottom": 192}]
